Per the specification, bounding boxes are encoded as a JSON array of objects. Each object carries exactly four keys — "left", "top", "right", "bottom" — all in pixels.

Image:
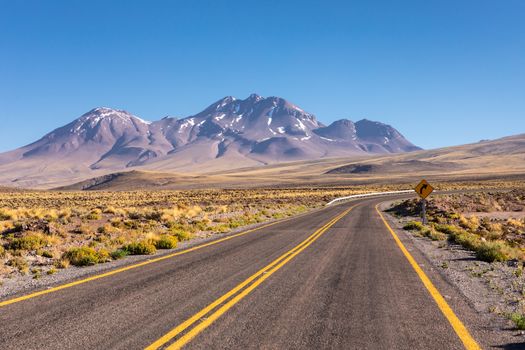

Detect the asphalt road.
[{"left": 0, "top": 196, "right": 489, "bottom": 349}]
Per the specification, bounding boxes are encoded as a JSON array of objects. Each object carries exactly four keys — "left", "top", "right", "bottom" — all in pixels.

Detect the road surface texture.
[{"left": 0, "top": 196, "right": 522, "bottom": 349}]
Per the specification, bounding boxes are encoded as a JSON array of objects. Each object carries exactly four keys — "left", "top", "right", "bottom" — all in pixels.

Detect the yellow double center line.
[{"left": 146, "top": 206, "right": 354, "bottom": 350}]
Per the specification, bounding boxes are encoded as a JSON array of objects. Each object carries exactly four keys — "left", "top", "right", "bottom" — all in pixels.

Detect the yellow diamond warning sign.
[{"left": 414, "top": 179, "right": 434, "bottom": 199}]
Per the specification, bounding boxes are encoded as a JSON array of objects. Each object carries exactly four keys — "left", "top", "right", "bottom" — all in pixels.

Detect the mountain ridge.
[{"left": 0, "top": 94, "right": 420, "bottom": 188}]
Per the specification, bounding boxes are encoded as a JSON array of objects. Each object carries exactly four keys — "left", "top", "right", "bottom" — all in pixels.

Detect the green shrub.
[
  {"left": 123, "top": 241, "right": 156, "bottom": 255},
  {"left": 403, "top": 221, "right": 424, "bottom": 231},
  {"left": 450, "top": 231, "right": 481, "bottom": 251},
  {"left": 154, "top": 235, "right": 178, "bottom": 249},
  {"left": 8, "top": 233, "right": 48, "bottom": 250},
  {"left": 434, "top": 224, "right": 461, "bottom": 235},
  {"left": 41, "top": 250, "right": 53, "bottom": 258},
  {"left": 110, "top": 249, "right": 129, "bottom": 260},
  {"left": 170, "top": 229, "right": 192, "bottom": 241},
  {"left": 63, "top": 247, "right": 101, "bottom": 266},
  {"left": 421, "top": 227, "right": 447, "bottom": 241},
  {"left": 511, "top": 313, "right": 525, "bottom": 330},
  {"left": 97, "top": 249, "right": 111, "bottom": 263},
  {"left": 475, "top": 241, "right": 508, "bottom": 262}
]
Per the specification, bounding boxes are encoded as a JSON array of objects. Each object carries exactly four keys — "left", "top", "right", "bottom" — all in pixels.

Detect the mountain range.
[{"left": 0, "top": 94, "right": 420, "bottom": 188}]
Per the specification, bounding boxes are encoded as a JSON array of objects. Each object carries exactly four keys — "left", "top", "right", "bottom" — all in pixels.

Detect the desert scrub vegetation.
[
  {"left": 0, "top": 186, "right": 374, "bottom": 279},
  {"left": 1, "top": 181, "right": 521, "bottom": 279},
  {"left": 63, "top": 247, "right": 109, "bottom": 266},
  {"left": 391, "top": 189, "right": 525, "bottom": 263}
]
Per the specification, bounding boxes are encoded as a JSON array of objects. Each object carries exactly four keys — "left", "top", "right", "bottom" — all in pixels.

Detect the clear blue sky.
[{"left": 1, "top": 0, "right": 524, "bottom": 152}]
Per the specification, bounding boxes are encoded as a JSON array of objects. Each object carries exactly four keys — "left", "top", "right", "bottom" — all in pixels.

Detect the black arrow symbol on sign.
[{"left": 420, "top": 184, "right": 428, "bottom": 194}]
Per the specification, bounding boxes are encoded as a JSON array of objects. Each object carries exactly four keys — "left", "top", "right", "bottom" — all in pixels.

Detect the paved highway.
[{"left": 0, "top": 196, "right": 489, "bottom": 349}]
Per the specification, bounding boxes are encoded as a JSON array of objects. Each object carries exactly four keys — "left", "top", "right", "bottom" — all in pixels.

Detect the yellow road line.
[
  {"left": 375, "top": 205, "right": 481, "bottom": 350},
  {"left": 0, "top": 212, "right": 313, "bottom": 308},
  {"left": 146, "top": 206, "right": 354, "bottom": 350}
]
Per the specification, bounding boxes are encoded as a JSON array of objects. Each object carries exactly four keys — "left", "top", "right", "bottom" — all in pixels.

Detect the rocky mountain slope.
[{"left": 0, "top": 94, "right": 420, "bottom": 188}]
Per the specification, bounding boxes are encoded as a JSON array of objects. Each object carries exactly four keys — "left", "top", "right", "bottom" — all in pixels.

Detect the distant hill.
[
  {"left": 57, "top": 134, "right": 525, "bottom": 191},
  {"left": 0, "top": 94, "right": 419, "bottom": 188},
  {"left": 327, "top": 134, "right": 525, "bottom": 175}
]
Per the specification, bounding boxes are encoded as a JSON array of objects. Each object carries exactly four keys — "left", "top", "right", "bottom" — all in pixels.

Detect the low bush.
[
  {"left": 434, "top": 224, "right": 461, "bottom": 236},
  {"left": 8, "top": 232, "right": 48, "bottom": 251},
  {"left": 54, "top": 259, "right": 70, "bottom": 269},
  {"left": 403, "top": 221, "right": 424, "bottom": 231},
  {"left": 154, "top": 235, "right": 178, "bottom": 249},
  {"left": 85, "top": 209, "right": 102, "bottom": 220},
  {"left": 40, "top": 250, "right": 53, "bottom": 258},
  {"left": 172, "top": 230, "right": 193, "bottom": 241},
  {"left": 459, "top": 215, "right": 479, "bottom": 231},
  {"left": 421, "top": 227, "right": 447, "bottom": 241},
  {"left": 63, "top": 247, "right": 102, "bottom": 266},
  {"left": 451, "top": 231, "right": 481, "bottom": 251},
  {"left": 7, "top": 256, "right": 29, "bottom": 273},
  {"left": 511, "top": 313, "right": 525, "bottom": 330},
  {"left": 110, "top": 249, "right": 128, "bottom": 260},
  {"left": 475, "top": 241, "right": 508, "bottom": 263},
  {"left": 123, "top": 241, "right": 156, "bottom": 255}
]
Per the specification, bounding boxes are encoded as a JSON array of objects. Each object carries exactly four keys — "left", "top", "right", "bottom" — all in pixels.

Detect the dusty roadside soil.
[{"left": 382, "top": 201, "right": 525, "bottom": 342}]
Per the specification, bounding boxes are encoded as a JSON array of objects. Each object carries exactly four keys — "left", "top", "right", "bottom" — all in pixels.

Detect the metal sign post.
[
  {"left": 421, "top": 199, "right": 427, "bottom": 225},
  {"left": 414, "top": 179, "right": 434, "bottom": 225}
]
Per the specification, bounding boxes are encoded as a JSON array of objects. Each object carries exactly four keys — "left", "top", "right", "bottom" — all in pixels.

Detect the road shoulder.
[{"left": 380, "top": 200, "right": 525, "bottom": 349}]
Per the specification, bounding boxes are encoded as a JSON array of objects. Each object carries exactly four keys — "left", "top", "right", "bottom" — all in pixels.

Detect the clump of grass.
[
  {"left": 447, "top": 228, "right": 481, "bottom": 251},
  {"left": 475, "top": 241, "right": 508, "bottom": 263},
  {"left": 54, "top": 259, "right": 70, "bottom": 269},
  {"left": 74, "top": 224, "right": 91, "bottom": 235},
  {"left": 85, "top": 208, "right": 102, "bottom": 220},
  {"left": 154, "top": 235, "right": 178, "bottom": 249},
  {"left": 459, "top": 215, "right": 479, "bottom": 231},
  {"left": 8, "top": 232, "right": 49, "bottom": 251},
  {"left": 62, "top": 247, "right": 105, "bottom": 266},
  {"left": 123, "top": 241, "right": 156, "bottom": 255},
  {"left": 434, "top": 224, "right": 461, "bottom": 235},
  {"left": 47, "top": 267, "right": 57, "bottom": 275},
  {"left": 102, "top": 206, "right": 117, "bottom": 215},
  {"left": 110, "top": 249, "right": 129, "bottom": 260},
  {"left": 0, "top": 245, "right": 5, "bottom": 257},
  {"left": 0, "top": 208, "right": 18, "bottom": 221},
  {"left": 40, "top": 250, "right": 54, "bottom": 258},
  {"left": 170, "top": 229, "right": 192, "bottom": 241},
  {"left": 421, "top": 227, "right": 447, "bottom": 241},
  {"left": 507, "top": 218, "right": 524, "bottom": 229},
  {"left": 511, "top": 313, "right": 525, "bottom": 330},
  {"left": 403, "top": 221, "right": 424, "bottom": 231},
  {"left": 7, "top": 256, "right": 29, "bottom": 274}
]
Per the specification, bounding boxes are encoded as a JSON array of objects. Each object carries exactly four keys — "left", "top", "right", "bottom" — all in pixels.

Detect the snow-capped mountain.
[{"left": 0, "top": 94, "right": 420, "bottom": 187}]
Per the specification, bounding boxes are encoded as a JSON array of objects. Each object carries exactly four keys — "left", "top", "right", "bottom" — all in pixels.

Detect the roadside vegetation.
[
  {"left": 392, "top": 190, "right": 525, "bottom": 263},
  {"left": 0, "top": 181, "right": 523, "bottom": 282},
  {"left": 389, "top": 189, "right": 525, "bottom": 329},
  {"left": 0, "top": 185, "right": 413, "bottom": 280}
]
